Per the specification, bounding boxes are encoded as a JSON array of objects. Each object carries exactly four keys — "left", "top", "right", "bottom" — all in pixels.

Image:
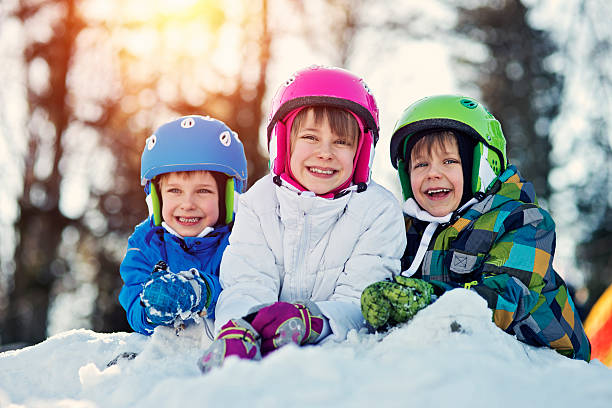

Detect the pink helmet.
[{"left": 267, "top": 65, "right": 380, "bottom": 192}]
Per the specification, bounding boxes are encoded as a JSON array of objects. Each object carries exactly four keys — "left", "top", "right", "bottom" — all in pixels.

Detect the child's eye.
[
  {"left": 412, "top": 162, "right": 427, "bottom": 170},
  {"left": 167, "top": 188, "right": 181, "bottom": 194},
  {"left": 335, "top": 139, "right": 351, "bottom": 146},
  {"left": 444, "top": 158, "right": 460, "bottom": 165},
  {"left": 300, "top": 134, "right": 317, "bottom": 141},
  {"left": 197, "top": 188, "right": 214, "bottom": 194}
]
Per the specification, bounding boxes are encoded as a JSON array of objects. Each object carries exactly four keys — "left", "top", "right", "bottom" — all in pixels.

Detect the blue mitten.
[{"left": 140, "top": 261, "right": 211, "bottom": 326}]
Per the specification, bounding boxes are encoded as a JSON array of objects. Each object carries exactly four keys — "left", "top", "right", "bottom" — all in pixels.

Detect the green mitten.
[{"left": 361, "top": 276, "right": 434, "bottom": 329}]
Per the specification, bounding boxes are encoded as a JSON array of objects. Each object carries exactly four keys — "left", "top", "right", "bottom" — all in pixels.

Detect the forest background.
[{"left": 0, "top": 0, "right": 610, "bottom": 349}]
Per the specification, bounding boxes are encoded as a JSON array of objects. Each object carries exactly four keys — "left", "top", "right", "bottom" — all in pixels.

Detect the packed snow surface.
[{"left": 2, "top": 289, "right": 611, "bottom": 408}]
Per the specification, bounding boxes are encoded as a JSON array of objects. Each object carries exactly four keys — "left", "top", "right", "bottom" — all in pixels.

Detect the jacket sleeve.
[
  {"left": 214, "top": 198, "right": 282, "bottom": 332},
  {"left": 198, "top": 270, "right": 222, "bottom": 319},
  {"left": 119, "top": 233, "right": 156, "bottom": 335},
  {"left": 316, "top": 187, "right": 406, "bottom": 341},
  {"left": 470, "top": 204, "right": 590, "bottom": 361}
]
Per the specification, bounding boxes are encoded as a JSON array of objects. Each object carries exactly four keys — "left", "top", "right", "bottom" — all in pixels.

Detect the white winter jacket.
[{"left": 215, "top": 175, "right": 406, "bottom": 341}]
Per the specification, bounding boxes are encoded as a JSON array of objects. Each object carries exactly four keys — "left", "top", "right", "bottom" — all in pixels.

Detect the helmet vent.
[
  {"left": 284, "top": 75, "right": 296, "bottom": 87},
  {"left": 491, "top": 158, "right": 500, "bottom": 173},
  {"left": 180, "top": 117, "right": 196, "bottom": 128},
  {"left": 460, "top": 99, "right": 478, "bottom": 109},
  {"left": 219, "top": 131, "right": 232, "bottom": 147},
  {"left": 146, "top": 134, "right": 156, "bottom": 151}
]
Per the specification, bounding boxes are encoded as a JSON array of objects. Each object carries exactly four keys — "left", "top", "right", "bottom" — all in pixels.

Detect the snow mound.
[{"left": 1, "top": 289, "right": 611, "bottom": 408}]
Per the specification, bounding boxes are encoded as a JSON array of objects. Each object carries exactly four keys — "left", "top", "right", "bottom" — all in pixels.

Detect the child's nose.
[
  {"left": 181, "top": 194, "right": 196, "bottom": 209},
  {"left": 316, "top": 141, "right": 334, "bottom": 158},
  {"left": 427, "top": 163, "right": 443, "bottom": 177}
]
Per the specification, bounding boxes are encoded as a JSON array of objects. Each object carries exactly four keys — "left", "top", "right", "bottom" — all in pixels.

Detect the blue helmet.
[{"left": 141, "top": 115, "right": 248, "bottom": 225}]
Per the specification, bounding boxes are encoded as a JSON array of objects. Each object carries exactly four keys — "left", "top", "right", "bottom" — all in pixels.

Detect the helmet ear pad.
[
  {"left": 224, "top": 178, "right": 235, "bottom": 224},
  {"left": 456, "top": 133, "right": 476, "bottom": 205},
  {"left": 472, "top": 142, "right": 503, "bottom": 194},
  {"left": 397, "top": 159, "right": 413, "bottom": 201},
  {"left": 150, "top": 181, "right": 162, "bottom": 226},
  {"left": 210, "top": 171, "right": 228, "bottom": 226},
  {"left": 269, "top": 108, "right": 304, "bottom": 177},
  {"left": 396, "top": 131, "right": 424, "bottom": 201}
]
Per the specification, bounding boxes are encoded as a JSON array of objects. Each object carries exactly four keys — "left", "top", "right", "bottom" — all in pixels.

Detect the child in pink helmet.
[{"left": 199, "top": 66, "right": 406, "bottom": 372}]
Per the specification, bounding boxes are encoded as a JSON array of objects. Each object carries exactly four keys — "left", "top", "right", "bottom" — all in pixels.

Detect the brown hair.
[
  {"left": 290, "top": 106, "right": 360, "bottom": 145},
  {"left": 408, "top": 130, "right": 458, "bottom": 169}
]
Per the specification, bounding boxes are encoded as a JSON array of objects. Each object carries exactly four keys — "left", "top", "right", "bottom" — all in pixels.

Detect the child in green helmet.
[{"left": 361, "top": 95, "right": 591, "bottom": 361}]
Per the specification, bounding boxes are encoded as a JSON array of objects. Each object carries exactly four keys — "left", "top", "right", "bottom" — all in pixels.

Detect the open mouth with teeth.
[
  {"left": 176, "top": 216, "right": 202, "bottom": 225},
  {"left": 425, "top": 188, "right": 452, "bottom": 200},
  {"left": 308, "top": 166, "right": 337, "bottom": 177}
]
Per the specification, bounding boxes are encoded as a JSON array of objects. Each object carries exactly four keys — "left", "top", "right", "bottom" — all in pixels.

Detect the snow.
[{"left": 1, "top": 289, "right": 611, "bottom": 408}]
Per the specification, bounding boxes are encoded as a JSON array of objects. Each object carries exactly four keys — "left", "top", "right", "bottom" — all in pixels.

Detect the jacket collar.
[
  {"left": 275, "top": 180, "right": 352, "bottom": 217},
  {"left": 466, "top": 165, "right": 537, "bottom": 218},
  {"left": 161, "top": 222, "right": 214, "bottom": 239}
]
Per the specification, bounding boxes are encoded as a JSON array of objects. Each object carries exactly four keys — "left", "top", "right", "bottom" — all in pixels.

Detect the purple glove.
[
  {"left": 198, "top": 319, "right": 261, "bottom": 374},
  {"left": 249, "top": 301, "right": 325, "bottom": 355}
]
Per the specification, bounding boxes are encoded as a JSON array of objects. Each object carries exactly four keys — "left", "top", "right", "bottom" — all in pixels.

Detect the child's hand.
[
  {"left": 248, "top": 301, "right": 325, "bottom": 355},
  {"left": 198, "top": 319, "right": 261, "bottom": 374},
  {"left": 361, "top": 276, "right": 434, "bottom": 330},
  {"left": 140, "top": 266, "right": 210, "bottom": 326}
]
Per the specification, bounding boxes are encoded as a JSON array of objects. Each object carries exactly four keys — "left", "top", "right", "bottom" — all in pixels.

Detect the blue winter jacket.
[{"left": 119, "top": 217, "right": 229, "bottom": 335}]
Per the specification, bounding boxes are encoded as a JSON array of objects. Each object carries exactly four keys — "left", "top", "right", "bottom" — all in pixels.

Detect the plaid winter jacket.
[{"left": 403, "top": 165, "right": 590, "bottom": 361}]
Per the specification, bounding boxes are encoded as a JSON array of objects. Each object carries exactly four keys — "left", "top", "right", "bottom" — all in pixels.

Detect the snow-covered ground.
[{"left": 1, "top": 289, "right": 611, "bottom": 408}]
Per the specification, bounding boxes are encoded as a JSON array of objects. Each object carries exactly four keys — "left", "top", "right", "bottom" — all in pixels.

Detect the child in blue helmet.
[
  {"left": 119, "top": 115, "right": 247, "bottom": 335},
  {"left": 360, "top": 95, "right": 590, "bottom": 361}
]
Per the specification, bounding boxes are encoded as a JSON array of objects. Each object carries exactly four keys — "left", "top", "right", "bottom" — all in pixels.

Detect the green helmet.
[{"left": 389, "top": 94, "right": 507, "bottom": 201}]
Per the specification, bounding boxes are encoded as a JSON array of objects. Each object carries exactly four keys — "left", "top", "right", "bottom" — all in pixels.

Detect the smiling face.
[
  {"left": 409, "top": 134, "right": 463, "bottom": 217},
  {"left": 289, "top": 108, "right": 359, "bottom": 195},
  {"left": 159, "top": 170, "right": 219, "bottom": 236}
]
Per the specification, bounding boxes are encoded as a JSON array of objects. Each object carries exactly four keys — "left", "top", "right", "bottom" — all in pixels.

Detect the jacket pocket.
[{"left": 445, "top": 249, "right": 484, "bottom": 284}]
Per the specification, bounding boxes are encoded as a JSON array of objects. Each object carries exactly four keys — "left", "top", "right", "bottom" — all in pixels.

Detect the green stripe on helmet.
[{"left": 225, "top": 178, "right": 235, "bottom": 224}]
